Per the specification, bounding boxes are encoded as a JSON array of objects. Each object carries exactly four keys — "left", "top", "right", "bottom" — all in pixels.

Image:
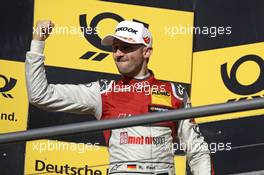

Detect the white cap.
[{"left": 101, "top": 20, "right": 152, "bottom": 47}]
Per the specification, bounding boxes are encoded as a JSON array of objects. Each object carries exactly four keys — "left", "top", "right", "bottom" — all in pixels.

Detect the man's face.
[{"left": 112, "top": 39, "right": 146, "bottom": 77}]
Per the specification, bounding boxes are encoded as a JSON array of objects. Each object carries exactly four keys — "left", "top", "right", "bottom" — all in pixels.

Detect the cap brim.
[{"left": 101, "top": 35, "right": 140, "bottom": 46}]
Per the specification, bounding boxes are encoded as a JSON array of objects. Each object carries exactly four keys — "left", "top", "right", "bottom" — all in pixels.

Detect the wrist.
[
  {"left": 33, "top": 34, "right": 45, "bottom": 41},
  {"left": 30, "top": 40, "right": 45, "bottom": 54}
]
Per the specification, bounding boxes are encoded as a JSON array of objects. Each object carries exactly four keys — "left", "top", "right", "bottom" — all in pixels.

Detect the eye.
[
  {"left": 112, "top": 45, "right": 118, "bottom": 52},
  {"left": 112, "top": 44, "right": 136, "bottom": 53},
  {"left": 121, "top": 45, "right": 132, "bottom": 51}
]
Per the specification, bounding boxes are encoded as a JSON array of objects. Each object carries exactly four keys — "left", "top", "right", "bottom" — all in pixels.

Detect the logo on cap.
[
  {"left": 143, "top": 37, "right": 150, "bottom": 44},
  {"left": 115, "top": 27, "right": 138, "bottom": 35}
]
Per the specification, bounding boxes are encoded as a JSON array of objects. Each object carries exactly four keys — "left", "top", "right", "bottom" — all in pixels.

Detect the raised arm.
[{"left": 25, "top": 20, "right": 102, "bottom": 119}]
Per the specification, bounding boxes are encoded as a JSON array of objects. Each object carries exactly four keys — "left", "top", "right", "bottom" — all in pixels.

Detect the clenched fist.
[{"left": 33, "top": 20, "right": 55, "bottom": 41}]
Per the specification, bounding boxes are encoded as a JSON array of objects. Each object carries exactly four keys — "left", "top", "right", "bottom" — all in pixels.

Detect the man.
[{"left": 26, "top": 20, "right": 213, "bottom": 175}]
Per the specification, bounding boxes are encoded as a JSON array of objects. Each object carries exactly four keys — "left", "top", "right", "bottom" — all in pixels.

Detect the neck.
[
  {"left": 124, "top": 68, "right": 149, "bottom": 79},
  {"left": 134, "top": 71, "right": 150, "bottom": 79},
  {"left": 132, "top": 62, "right": 149, "bottom": 78}
]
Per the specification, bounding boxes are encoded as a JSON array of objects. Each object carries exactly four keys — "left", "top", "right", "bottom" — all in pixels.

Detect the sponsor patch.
[{"left": 151, "top": 90, "right": 172, "bottom": 107}]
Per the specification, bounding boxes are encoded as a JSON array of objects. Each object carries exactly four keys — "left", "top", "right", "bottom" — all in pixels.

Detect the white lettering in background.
[
  {"left": 32, "top": 26, "right": 99, "bottom": 37},
  {"left": 32, "top": 140, "right": 100, "bottom": 154},
  {"left": 164, "top": 25, "right": 232, "bottom": 38},
  {"left": 163, "top": 141, "right": 232, "bottom": 154}
]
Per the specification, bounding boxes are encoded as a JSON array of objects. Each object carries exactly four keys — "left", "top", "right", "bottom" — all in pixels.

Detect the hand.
[{"left": 33, "top": 20, "right": 55, "bottom": 41}]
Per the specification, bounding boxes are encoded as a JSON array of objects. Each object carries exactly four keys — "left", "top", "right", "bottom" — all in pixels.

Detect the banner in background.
[
  {"left": 34, "top": 0, "right": 194, "bottom": 83},
  {"left": 25, "top": 140, "right": 109, "bottom": 175},
  {"left": 192, "top": 42, "right": 264, "bottom": 123},
  {"left": 0, "top": 59, "right": 28, "bottom": 133}
]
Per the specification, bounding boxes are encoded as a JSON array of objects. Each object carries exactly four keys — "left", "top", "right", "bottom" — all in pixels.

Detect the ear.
[{"left": 143, "top": 47, "right": 153, "bottom": 59}]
